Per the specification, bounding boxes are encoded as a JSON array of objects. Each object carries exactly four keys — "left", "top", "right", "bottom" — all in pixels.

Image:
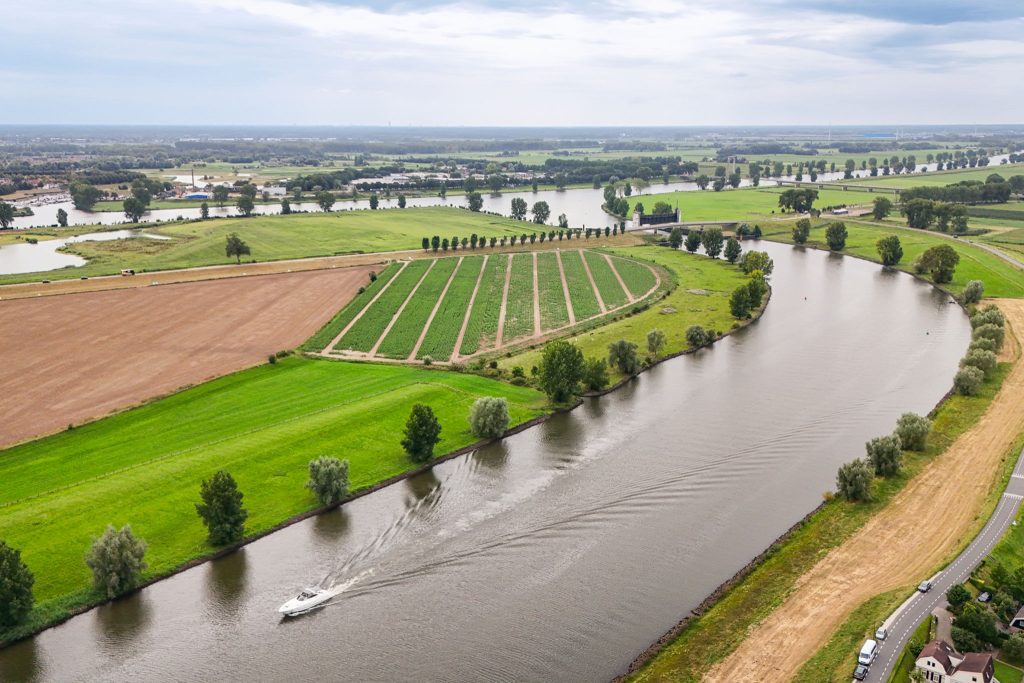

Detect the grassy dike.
[{"left": 626, "top": 362, "right": 1013, "bottom": 682}]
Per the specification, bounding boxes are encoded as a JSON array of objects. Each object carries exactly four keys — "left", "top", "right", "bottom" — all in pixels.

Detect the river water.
[
  {"left": 0, "top": 241, "right": 972, "bottom": 682},
  {"left": 0, "top": 230, "right": 168, "bottom": 275}
]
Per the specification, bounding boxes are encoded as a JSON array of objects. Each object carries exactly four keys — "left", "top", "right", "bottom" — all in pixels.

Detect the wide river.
[{"left": 0, "top": 241, "right": 972, "bottom": 682}]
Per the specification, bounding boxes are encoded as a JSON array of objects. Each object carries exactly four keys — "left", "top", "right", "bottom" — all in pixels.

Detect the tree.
[
  {"left": 836, "top": 459, "right": 873, "bottom": 501},
  {"left": 225, "top": 233, "right": 251, "bottom": 263},
  {"left": 85, "top": 524, "right": 147, "bottom": 598},
  {"left": 647, "top": 329, "right": 666, "bottom": 356},
  {"left": 238, "top": 183, "right": 257, "bottom": 200},
  {"left": 369, "top": 194, "right": 379, "bottom": 210},
  {"left": 558, "top": 213, "right": 568, "bottom": 229},
  {"left": 901, "top": 198, "right": 936, "bottom": 229},
  {"left": 122, "top": 197, "right": 146, "bottom": 223},
  {"left": 684, "top": 231, "right": 702, "bottom": 253},
  {"left": 669, "top": 227, "right": 683, "bottom": 250},
  {"left": 954, "top": 366, "right": 984, "bottom": 396},
  {"left": 792, "top": 218, "right": 811, "bottom": 244},
  {"left": 487, "top": 174, "right": 504, "bottom": 193},
  {"left": 402, "top": 404, "right": 441, "bottom": 463},
  {"left": 0, "top": 541, "right": 33, "bottom": 627},
  {"left": 467, "top": 192, "right": 483, "bottom": 212},
  {"left": 951, "top": 626, "right": 982, "bottom": 653},
  {"left": 825, "top": 222, "right": 848, "bottom": 251},
  {"left": 469, "top": 397, "right": 510, "bottom": 438},
  {"left": 1004, "top": 633, "right": 1024, "bottom": 665},
  {"left": 876, "top": 235, "right": 903, "bottom": 266},
  {"left": 196, "top": 471, "right": 248, "bottom": 545},
  {"left": 539, "top": 340, "right": 585, "bottom": 402},
  {"left": 973, "top": 323, "right": 1005, "bottom": 350},
  {"left": 872, "top": 197, "right": 893, "bottom": 220},
  {"left": 917, "top": 244, "right": 959, "bottom": 283},
  {"left": 719, "top": 237, "right": 741, "bottom": 264},
  {"left": 701, "top": 227, "right": 724, "bottom": 258},
  {"left": 961, "top": 349, "right": 997, "bottom": 378},
  {"left": 198, "top": 202, "right": 210, "bottom": 219},
  {"left": 739, "top": 250, "right": 774, "bottom": 276},
  {"left": 778, "top": 188, "right": 818, "bottom": 213},
  {"left": 212, "top": 185, "right": 230, "bottom": 207},
  {"left": 531, "top": 201, "right": 551, "bottom": 224},
  {"left": 0, "top": 202, "right": 15, "bottom": 229},
  {"left": 686, "top": 325, "right": 711, "bottom": 348},
  {"left": 730, "top": 286, "right": 752, "bottom": 318},
  {"left": 70, "top": 181, "right": 103, "bottom": 210},
  {"left": 694, "top": 174, "right": 710, "bottom": 190},
  {"left": 306, "top": 456, "right": 349, "bottom": 506},
  {"left": 895, "top": 413, "right": 931, "bottom": 451},
  {"left": 510, "top": 197, "right": 528, "bottom": 220},
  {"left": 608, "top": 339, "right": 640, "bottom": 375},
  {"left": 712, "top": 177, "right": 726, "bottom": 192},
  {"left": 962, "top": 280, "right": 984, "bottom": 304},
  {"left": 947, "top": 583, "right": 971, "bottom": 609},
  {"left": 581, "top": 357, "right": 609, "bottom": 391},
  {"left": 954, "top": 604, "right": 1000, "bottom": 647},
  {"left": 316, "top": 191, "right": 335, "bottom": 212},
  {"left": 866, "top": 434, "right": 903, "bottom": 476},
  {"left": 56, "top": 207, "right": 69, "bottom": 227},
  {"left": 236, "top": 195, "right": 255, "bottom": 217}
]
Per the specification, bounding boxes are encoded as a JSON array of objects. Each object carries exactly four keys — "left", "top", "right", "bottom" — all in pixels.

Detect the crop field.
[
  {"left": 315, "top": 249, "right": 661, "bottom": 363},
  {"left": 0, "top": 357, "right": 546, "bottom": 612}
]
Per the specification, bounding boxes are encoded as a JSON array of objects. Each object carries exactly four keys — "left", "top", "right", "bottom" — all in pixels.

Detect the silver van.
[{"left": 858, "top": 639, "right": 877, "bottom": 666}]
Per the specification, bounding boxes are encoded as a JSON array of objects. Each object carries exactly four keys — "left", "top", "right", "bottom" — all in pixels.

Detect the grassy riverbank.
[
  {"left": 628, "top": 363, "right": 1012, "bottom": 682},
  {"left": 628, "top": 185, "right": 864, "bottom": 222},
  {"left": 0, "top": 357, "right": 546, "bottom": 645}
]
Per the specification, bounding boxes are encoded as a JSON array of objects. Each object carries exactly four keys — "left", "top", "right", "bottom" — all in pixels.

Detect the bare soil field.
[
  {"left": 0, "top": 267, "right": 373, "bottom": 448},
  {"left": 705, "top": 299, "right": 1024, "bottom": 681}
]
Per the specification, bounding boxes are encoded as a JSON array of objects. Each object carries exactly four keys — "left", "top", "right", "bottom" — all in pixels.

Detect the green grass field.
[
  {"left": 846, "top": 163, "right": 1024, "bottom": 189},
  {"left": 0, "top": 357, "right": 546, "bottom": 640},
  {"left": 996, "top": 661, "right": 1024, "bottom": 683},
  {"left": 0, "top": 207, "right": 531, "bottom": 285},
  {"left": 629, "top": 186, "right": 867, "bottom": 223}
]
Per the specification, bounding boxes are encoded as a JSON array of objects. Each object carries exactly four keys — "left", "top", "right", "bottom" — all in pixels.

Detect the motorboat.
[{"left": 278, "top": 588, "right": 332, "bottom": 616}]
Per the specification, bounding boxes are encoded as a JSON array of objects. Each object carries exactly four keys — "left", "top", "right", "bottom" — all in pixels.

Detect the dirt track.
[
  {"left": 0, "top": 267, "right": 372, "bottom": 448},
  {"left": 704, "top": 299, "right": 1024, "bottom": 681}
]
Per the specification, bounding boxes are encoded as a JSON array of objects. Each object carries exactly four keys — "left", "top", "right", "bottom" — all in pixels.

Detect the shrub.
[
  {"left": 0, "top": 541, "right": 34, "bottom": 627},
  {"left": 401, "top": 404, "right": 442, "bottom": 463},
  {"left": 825, "top": 222, "right": 848, "bottom": 251},
  {"left": 792, "top": 218, "right": 811, "bottom": 244},
  {"left": 647, "top": 329, "right": 666, "bottom": 356},
  {"left": 686, "top": 325, "right": 710, "bottom": 348},
  {"left": 511, "top": 366, "right": 525, "bottom": 378},
  {"left": 962, "top": 280, "right": 984, "bottom": 304},
  {"left": 973, "top": 323, "right": 1005, "bottom": 350},
  {"left": 836, "top": 458, "right": 873, "bottom": 501},
  {"left": 469, "top": 397, "right": 510, "bottom": 438},
  {"left": 866, "top": 434, "right": 903, "bottom": 476},
  {"left": 947, "top": 583, "right": 971, "bottom": 609},
  {"left": 730, "top": 285, "right": 752, "bottom": 319},
  {"left": 422, "top": 355, "right": 433, "bottom": 366},
  {"left": 582, "top": 357, "right": 609, "bottom": 391},
  {"left": 1003, "top": 633, "right": 1024, "bottom": 665},
  {"left": 306, "top": 456, "right": 349, "bottom": 506},
  {"left": 195, "top": 471, "right": 248, "bottom": 545},
  {"left": 971, "top": 307, "right": 1005, "bottom": 329},
  {"left": 954, "top": 366, "right": 984, "bottom": 396},
  {"left": 488, "top": 360, "right": 498, "bottom": 370},
  {"left": 895, "top": 413, "right": 931, "bottom": 451},
  {"left": 969, "top": 337, "right": 998, "bottom": 354},
  {"left": 267, "top": 354, "right": 277, "bottom": 364},
  {"left": 961, "top": 349, "right": 997, "bottom": 378},
  {"left": 85, "top": 524, "right": 147, "bottom": 599},
  {"left": 876, "top": 235, "right": 903, "bottom": 266},
  {"left": 607, "top": 339, "right": 640, "bottom": 375}
]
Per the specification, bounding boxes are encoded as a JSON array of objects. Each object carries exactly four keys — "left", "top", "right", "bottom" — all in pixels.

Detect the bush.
[
  {"left": 268, "top": 354, "right": 277, "bottom": 364},
  {"left": 488, "top": 360, "right": 498, "bottom": 369},
  {"left": 195, "top": 471, "right": 248, "bottom": 545},
  {"left": 971, "top": 306, "right": 1005, "bottom": 329},
  {"left": 825, "top": 222, "right": 848, "bottom": 251},
  {"left": 947, "top": 583, "right": 971, "bottom": 608},
  {"left": 582, "top": 357, "right": 609, "bottom": 391},
  {"left": 306, "top": 456, "right": 349, "bottom": 506},
  {"left": 647, "top": 329, "right": 666, "bottom": 356},
  {"left": 836, "top": 458, "right": 873, "bottom": 501},
  {"left": 686, "top": 325, "right": 710, "bottom": 348},
  {"left": 973, "top": 323, "right": 1005, "bottom": 350},
  {"left": 962, "top": 280, "right": 984, "bottom": 304},
  {"left": 85, "top": 524, "right": 147, "bottom": 599},
  {"left": 607, "top": 339, "right": 640, "bottom": 375},
  {"left": 511, "top": 365, "right": 525, "bottom": 378},
  {"left": 951, "top": 626, "right": 982, "bottom": 653},
  {"left": 469, "top": 397, "right": 510, "bottom": 439},
  {"left": 954, "top": 366, "right": 984, "bottom": 396},
  {"left": 792, "top": 218, "right": 811, "bottom": 244},
  {"left": 0, "top": 541, "right": 34, "bottom": 627},
  {"left": 401, "top": 404, "right": 442, "bottom": 463},
  {"left": 969, "top": 337, "right": 998, "bottom": 354},
  {"left": 961, "top": 349, "right": 997, "bottom": 378},
  {"left": 539, "top": 340, "right": 585, "bottom": 402},
  {"left": 866, "top": 434, "right": 903, "bottom": 476},
  {"left": 895, "top": 412, "right": 931, "bottom": 451},
  {"left": 422, "top": 355, "right": 433, "bottom": 366},
  {"left": 730, "top": 285, "right": 752, "bottom": 319},
  {"left": 876, "top": 235, "right": 903, "bottom": 266},
  {"left": 1003, "top": 633, "right": 1024, "bottom": 665}
]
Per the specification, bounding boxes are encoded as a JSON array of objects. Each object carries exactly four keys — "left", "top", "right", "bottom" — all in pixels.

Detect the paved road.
[{"left": 862, "top": 446, "right": 1024, "bottom": 682}]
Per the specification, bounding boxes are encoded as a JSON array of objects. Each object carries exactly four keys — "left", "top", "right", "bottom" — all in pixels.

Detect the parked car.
[
  {"left": 853, "top": 664, "right": 869, "bottom": 680},
  {"left": 858, "top": 639, "right": 877, "bottom": 665},
  {"left": 978, "top": 591, "right": 991, "bottom": 603},
  {"left": 875, "top": 626, "right": 888, "bottom": 641},
  {"left": 918, "top": 580, "right": 933, "bottom": 593}
]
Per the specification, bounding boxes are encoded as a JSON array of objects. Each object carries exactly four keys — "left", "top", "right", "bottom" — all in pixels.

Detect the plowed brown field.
[{"left": 0, "top": 267, "right": 372, "bottom": 448}]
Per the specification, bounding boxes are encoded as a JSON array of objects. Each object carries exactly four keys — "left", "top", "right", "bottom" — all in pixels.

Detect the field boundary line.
[
  {"left": 452, "top": 255, "right": 489, "bottom": 362},
  {"left": 495, "top": 252, "right": 514, "bottom": 348},
  {"left": 532, "top": 251, "right": 542, "bottom": 337},
  {"left": 555, "top": 250, "right": 576, "bottom": 326},
  {"left": 604, "top": 253, "right": 635, "bottom": 303},
  {"left": 369, "top": 259, "right": 436, "bottom": 358},
  {"left": 408, "top": 256, "right": 463, "bottom": 361},
  {"left": 325, "top": 260, "right": 409, "bottom": 352},
  {"left": 579, "top": 249, "right": 607, "bottom": 313}
]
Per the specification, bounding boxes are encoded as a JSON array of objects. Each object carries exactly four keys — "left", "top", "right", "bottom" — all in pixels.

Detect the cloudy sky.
[{"left": 4, "top": 0, "right": 1022, "bottom": 125}]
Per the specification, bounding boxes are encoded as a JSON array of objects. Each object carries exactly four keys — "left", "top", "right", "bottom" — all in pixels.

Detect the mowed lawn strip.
[
  {"left": 560, "top": 250, "right": 602, "bottom": 319},
  {"left": 0, "top": 357, "right": 546, "bottom": 606},
  {"left": 536, "top": 252, "right": 571, "bottom": 331},
  {"left": 459, "top": 253, "right": 508, "bottom": 356},
  {"left": 302, "top": 263, "right": 400, "bottom": 351},
  {"left": 336, "top": 259, "right": 431, "bottom": 351},
  {"left": 611, "top": 254, "right": 658, "bottom": 299},
  {"left": 584, "top": 250, "right": 629, "bottom": 309},
  {"left": 377, "top": 257, "right": 459, "bottom": 359},
  {"left": 417, "top": 255, "right": 485, "bottom": 361},
  {"left": 502, "top": 252, "right": 537, "bottom": 342}
]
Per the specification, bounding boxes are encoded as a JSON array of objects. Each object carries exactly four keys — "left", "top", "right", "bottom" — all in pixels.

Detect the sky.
[{"left": 3, "top": 0, "right": 1023, "bottom": 126}]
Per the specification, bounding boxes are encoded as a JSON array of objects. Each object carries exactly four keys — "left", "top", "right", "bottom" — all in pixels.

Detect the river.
[{"left": 0, "top": 241, "right": 972, "bottom": 682}]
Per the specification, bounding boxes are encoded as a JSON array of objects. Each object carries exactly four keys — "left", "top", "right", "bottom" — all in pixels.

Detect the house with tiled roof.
[{"left": 915, "top": 639, "right": 997, "bottom": 683}]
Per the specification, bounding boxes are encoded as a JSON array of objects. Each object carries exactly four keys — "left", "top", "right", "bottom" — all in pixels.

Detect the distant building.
[{"left": 915, "top": 640, "right": 997, "bottom": 683}]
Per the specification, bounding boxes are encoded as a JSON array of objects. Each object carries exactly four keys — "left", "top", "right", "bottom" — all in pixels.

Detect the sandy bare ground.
[
  {"left": 0, "top": 267, "right": 373, "bottom": 448},
  {"left": 705, "top": 298, "right": 1024, "bottom": 682}
]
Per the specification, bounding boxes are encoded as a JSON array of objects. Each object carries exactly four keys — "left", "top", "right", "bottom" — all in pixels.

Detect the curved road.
[{"left": 864, "top": 446, "right": 1024, "bottom": 682}]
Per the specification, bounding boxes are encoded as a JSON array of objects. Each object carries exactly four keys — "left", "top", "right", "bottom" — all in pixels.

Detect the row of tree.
[
  {"left": 420, "top": 225, "right": 625, "bottom": 251},
  {"left": 836, "top": 412, "right": 933, "bottom": 502}
]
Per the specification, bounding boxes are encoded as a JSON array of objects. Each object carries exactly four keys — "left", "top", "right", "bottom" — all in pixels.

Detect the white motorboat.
[{"left": 278, "top": 588, "right": 332, "bottom": 617}]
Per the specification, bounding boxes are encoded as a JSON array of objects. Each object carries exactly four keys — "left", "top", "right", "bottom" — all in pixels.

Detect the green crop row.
[
  {"left": 502, "top": 252, "right": 537, "bottom": 342},
  {"left": 376, "top": 257, "right": 459, "bottom": 359},
  {"left": 559, "top": 250, "right": 602, "bottom": 320},
  {"left": 459, "top": 254, "right": 509, "bottom": 355},
  {"left": 610, "top": 255, "right": 658, "bottom": 299},
  {"left": 303, "top": 263, "right": 400, "bottom": 351},
  {"left": 536, "top": 252, "right": 571, "bottom": 331},
  {"left": 584, "top": 250, "right": 629, "bottom": 309},
  {"left": 336, "top": 259, "right": 431, "bottom": 352},
  {"left": 416, "top": 256, "right": 485, "bottom": 361}
]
